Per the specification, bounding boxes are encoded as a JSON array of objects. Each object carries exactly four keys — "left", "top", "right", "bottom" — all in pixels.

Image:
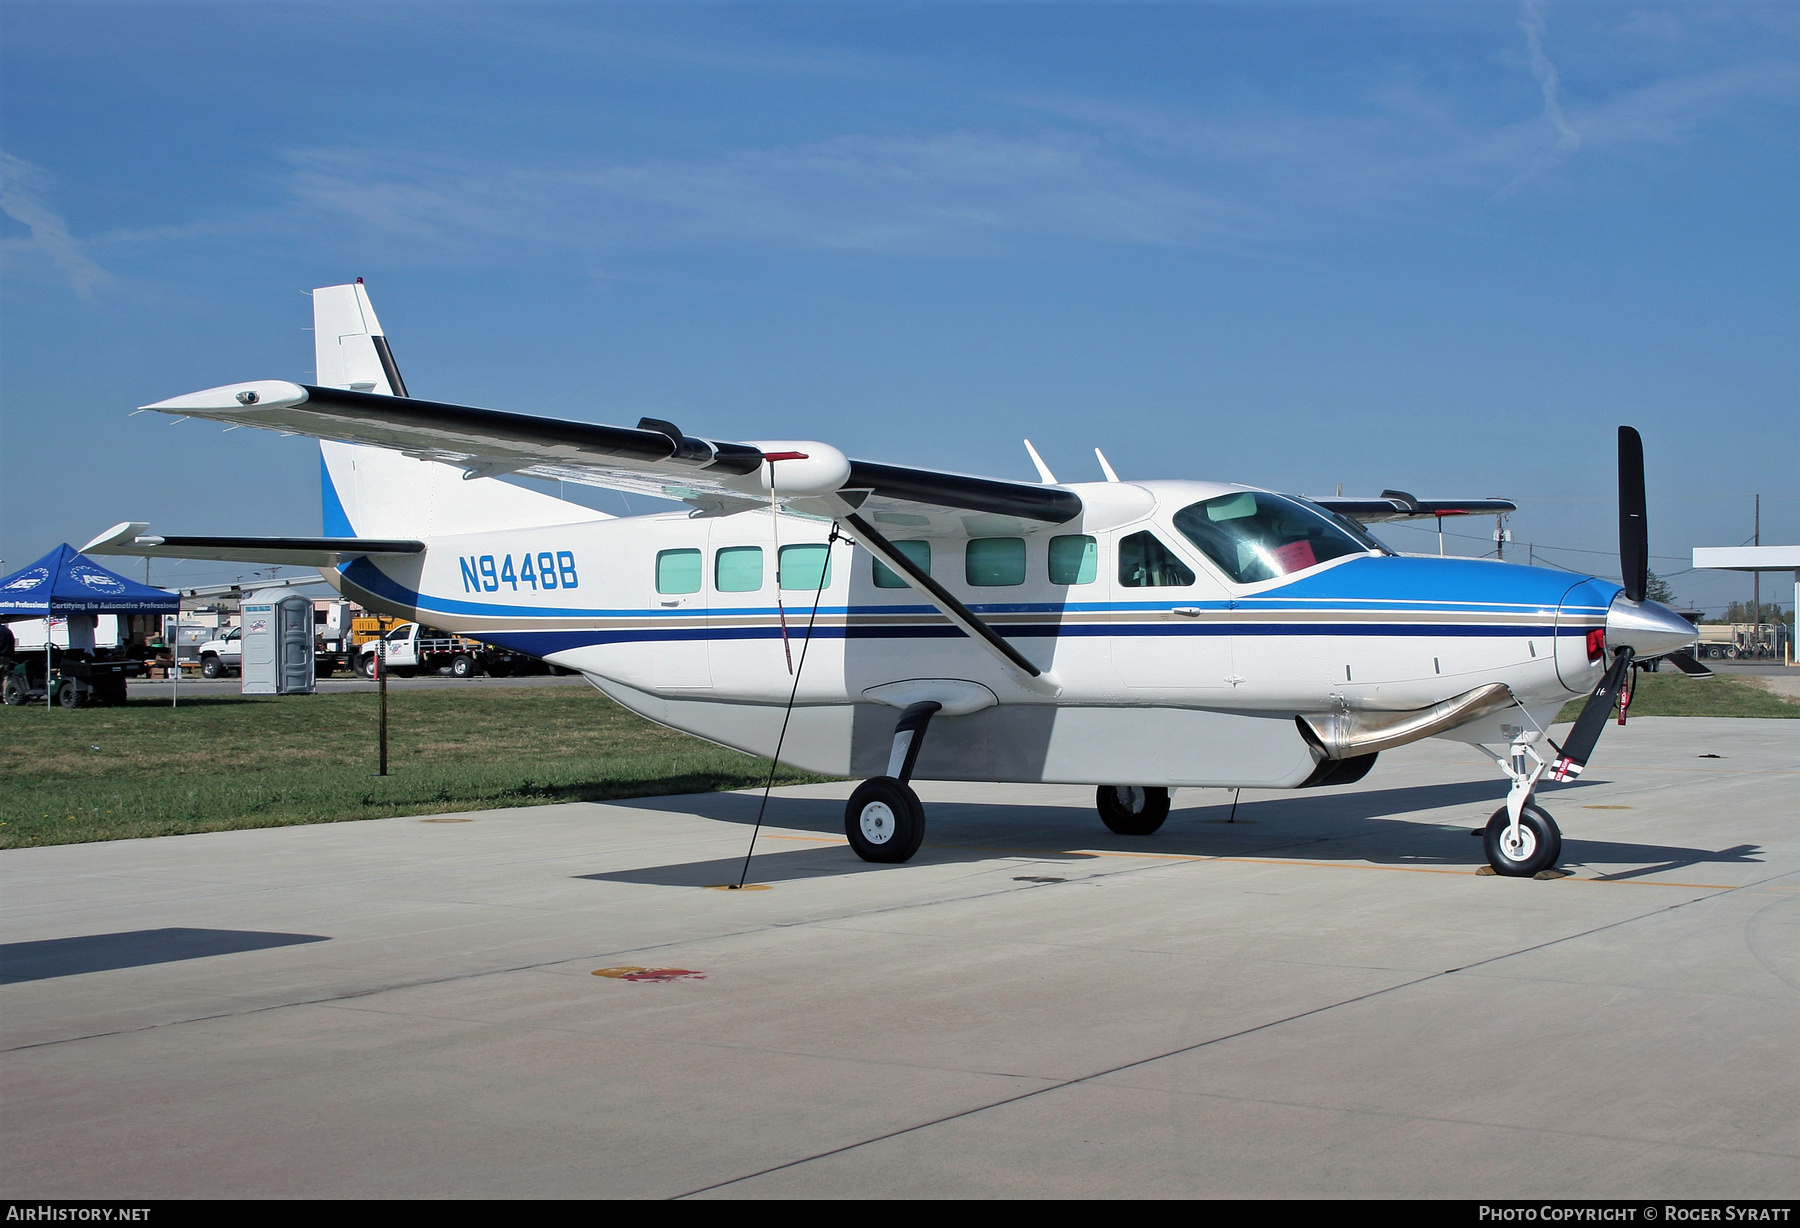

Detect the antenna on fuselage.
[
  {"left": 1023, "top": 439, "right": 1057, "bottom": 485},
  {"left": 1094, "top": 448, "right": 1122, "bottom": 483}
]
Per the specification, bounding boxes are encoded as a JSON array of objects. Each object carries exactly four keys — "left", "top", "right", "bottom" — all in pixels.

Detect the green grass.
[
  {"left": 1553, "top": 671, "right": 1799, "bottom": 723},
  {"left": 0, "top": 684, "right": 827, "bottom": 849}
]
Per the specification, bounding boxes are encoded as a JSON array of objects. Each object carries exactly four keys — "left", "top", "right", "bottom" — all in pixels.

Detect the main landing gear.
[
  {"left": 1096, "top": 786, "right": 1169, "bottom": 835},
  {"left": 845, "top": 701, "right": 939, "bottom": 863},
  {"left": 1478, "top": 734, "right": 1564, "bottom": 877}
]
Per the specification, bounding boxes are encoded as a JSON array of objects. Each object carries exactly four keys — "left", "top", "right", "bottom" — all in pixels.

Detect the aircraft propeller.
[{"left": 1550, "top": 427, "right": 1706, "bottom": 781}]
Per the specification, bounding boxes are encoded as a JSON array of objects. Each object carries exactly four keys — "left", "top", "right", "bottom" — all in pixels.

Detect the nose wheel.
[{"left": 1483, "top": 803, "right": 1562, "bottom": 876}]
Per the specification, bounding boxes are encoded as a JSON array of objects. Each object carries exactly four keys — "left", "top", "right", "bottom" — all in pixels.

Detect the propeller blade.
[
  {"left": 1662, "top": 649, "right": 1714, "bottom": 678},
  {"left": 1549, "top": 648, "right": 1635, "bottom": 782},
  {"left": 1619, "top": 426, "right": 1648, "bottom": 602}
]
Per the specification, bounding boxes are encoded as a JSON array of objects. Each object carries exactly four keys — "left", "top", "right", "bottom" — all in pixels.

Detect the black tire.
[
  {"left": 3, "top": 674, "right": 28, "bottom": 706},
  {"left": 359, "top": 655, "right": 378, "bottom": 678},
  {"left": 200, "top": 656, "right": 225, "bottom": 680},
  {"left": 1096, "top": 785, "right": 1170, "bottom": 835},
  {"left": 450, "top": 654, "right": 478, "bottom": 679},
  {"left": 1483, "top": 804, "right": 1562, "bottom": 877},
  {"left": 844, "top": 777, "right": 926, "bottom": 864},
  {"left": 57, "top": 681, "right": 84, "bottom": 709}
]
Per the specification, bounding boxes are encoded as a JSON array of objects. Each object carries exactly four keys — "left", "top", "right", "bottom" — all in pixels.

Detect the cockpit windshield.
[{"left": 1172, "top": 491, "right": 1387, "bottom": 584}]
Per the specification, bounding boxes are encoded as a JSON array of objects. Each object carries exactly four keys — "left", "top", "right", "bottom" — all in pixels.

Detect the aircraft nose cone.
[{"left": 1605, "top": 595, "right": 1697, "bottom": 659}]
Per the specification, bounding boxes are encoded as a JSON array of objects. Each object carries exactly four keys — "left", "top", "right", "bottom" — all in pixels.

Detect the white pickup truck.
[
  {"left": 357, "top": 623, "right": 540, "bottom": 679},
  {"left": 196, "top": 627, "right": 243, "bottom": 678}
]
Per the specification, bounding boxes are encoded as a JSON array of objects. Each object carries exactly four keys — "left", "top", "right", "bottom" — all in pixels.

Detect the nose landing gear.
[{"left": 1476, "top": 735, "right": 1565, "bottom": 877}]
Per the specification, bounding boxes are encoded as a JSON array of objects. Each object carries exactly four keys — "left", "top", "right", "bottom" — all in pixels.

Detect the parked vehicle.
[
  {"left": 196, "top": 627, "right": 242, "bottom": 678},
  {"left": 312, "top": 600, "right": 357, "bottom": 676},
  {"left": 1695, "top": 623, "right": 1785, "bottom": 660},
  {"left": 2, "top": 645, "right": 144, "bottom": 707},
  {"left": 357, "top": 623, "right": 542, "bottom": 678}
]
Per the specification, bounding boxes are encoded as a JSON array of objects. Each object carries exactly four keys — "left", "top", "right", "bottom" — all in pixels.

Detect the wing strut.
[{"left": 827, "top": 501, "right": 1059, "bottom": 697}]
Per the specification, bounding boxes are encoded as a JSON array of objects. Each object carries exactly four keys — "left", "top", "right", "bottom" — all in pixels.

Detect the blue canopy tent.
[{"left": 0, "top": 545, "right": 179, "bottom": 707}]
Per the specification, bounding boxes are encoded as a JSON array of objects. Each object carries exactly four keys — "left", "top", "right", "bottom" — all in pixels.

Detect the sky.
[{"left": 2, "top": 1, "right": 1795, "bottom": 615}]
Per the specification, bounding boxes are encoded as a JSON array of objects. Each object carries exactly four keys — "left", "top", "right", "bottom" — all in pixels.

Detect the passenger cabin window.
[
  {"left": 1049, "top": 535, "right": 1097, "bottom": 585},
  {"left": 655, "top": 548, "right": 702, "bottom": 595},
  {"left": 873, "top": 540, "right": 930, "bottom": 589},
  {"left": 778, "top": 543, "right": 832, "bottom": 591},
  {"left": 1118, "top": 532, "right": 1194, "bottom": 587},
  {"left": 714, "top": 546, "right": 763, "bottom": 593},
  {"left": 1172, "top": 491, "right": 1376, "bottom": 584},
  {"left": 966, "top": 538, "right": 1026, "bottom": 587}
]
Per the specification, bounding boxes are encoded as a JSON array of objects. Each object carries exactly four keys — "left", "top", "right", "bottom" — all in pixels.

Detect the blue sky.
[{"left": 3, "top": 2, "right": 1795, "bottom": 614}]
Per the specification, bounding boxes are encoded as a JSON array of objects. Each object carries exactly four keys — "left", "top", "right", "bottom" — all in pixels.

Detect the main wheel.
[
  {"left": 1097, "top": 785, "right": 1170, "bottom": 835},
  {"left": 200, "top": 656, "right": 225, "bottom": 680},
  {"left": 450, "top": 654, "right": 477, "bottom": 679},
  {"left": 1483, "top": 804, "right": 1562, "bottom": 877},
  {"left": 359, "top": 654, "right": 378, "bottom": 678},
  {"left": 2, "top": 674, "right": 27, "bottom": 706},
  {"left": 57, "top": 681, "right": 84, "bottom": 708},
  {"left": 844, "top": 777, "right": 926, "bottom": 864}
]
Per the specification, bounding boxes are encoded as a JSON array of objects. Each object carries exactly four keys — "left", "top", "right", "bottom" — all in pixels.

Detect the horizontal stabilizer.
[{"left": 82, "top": 522, "right": 423, "bottom": 568}]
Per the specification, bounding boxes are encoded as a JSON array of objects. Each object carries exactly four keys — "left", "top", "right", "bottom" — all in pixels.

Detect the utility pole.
[{"left": 1753, "top": 493, "right": 1761, "bottom": 639}]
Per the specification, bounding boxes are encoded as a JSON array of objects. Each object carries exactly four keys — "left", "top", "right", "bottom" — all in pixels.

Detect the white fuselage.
[{"left": 325, "top": 480, "right": 1614, "bottom": 789}]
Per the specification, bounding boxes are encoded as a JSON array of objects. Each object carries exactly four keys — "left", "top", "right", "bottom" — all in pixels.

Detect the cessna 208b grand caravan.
[{"left": 87, "top": 282, "right": 1703, "bottom": 877}]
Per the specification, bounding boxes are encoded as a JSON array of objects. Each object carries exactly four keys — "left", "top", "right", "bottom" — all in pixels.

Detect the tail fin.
[
  {"left": 313, "top": 281, "right": 407, "bottom": 396},
  {"left": 311, "top": 282, "right": 602, "bottom": 539}
]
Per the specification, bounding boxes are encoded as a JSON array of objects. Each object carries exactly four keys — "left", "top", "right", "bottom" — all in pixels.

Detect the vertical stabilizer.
[
  {"left": 311, "top": 282, "right": 603, "bottom": 539},
  {"left": 313, "top": 281, "right": 406, "bottom": 396}
]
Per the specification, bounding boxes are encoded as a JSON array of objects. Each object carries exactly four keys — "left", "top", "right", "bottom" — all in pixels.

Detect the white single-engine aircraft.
[{"left": 87, "top": 282, "right": 1704, "bottom": 876}]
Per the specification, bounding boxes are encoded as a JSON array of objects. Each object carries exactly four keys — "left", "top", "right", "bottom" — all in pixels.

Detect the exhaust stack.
[{"left": 1298, "top": 683, "right": 1516, "bottom": 761}]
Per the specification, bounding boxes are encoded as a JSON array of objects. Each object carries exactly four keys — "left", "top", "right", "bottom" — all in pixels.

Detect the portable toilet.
[{"left": 240, "top": 590, "right": 315, "bottom": 695}]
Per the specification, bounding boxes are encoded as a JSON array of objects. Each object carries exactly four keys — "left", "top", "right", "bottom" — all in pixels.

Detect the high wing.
[
  {"left": 141, "top": 380, "right": 1082, "bottom": 533},
  {"left": 1309, "top": 489, "right": 1516, "bottom": 523}
]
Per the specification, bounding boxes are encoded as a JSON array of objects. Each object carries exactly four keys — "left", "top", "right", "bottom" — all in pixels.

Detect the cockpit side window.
[
  {"left": 1173, "top": 491, "right": 1377, "bottom": 584},
  {"left": 1118, "top": 531, "right": 1194, "bottom": 588}
]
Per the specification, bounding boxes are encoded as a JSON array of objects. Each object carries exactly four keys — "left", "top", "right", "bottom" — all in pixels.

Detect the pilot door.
[{"left": 1107, "top": 527, "right": 1236, "bottom": 696}]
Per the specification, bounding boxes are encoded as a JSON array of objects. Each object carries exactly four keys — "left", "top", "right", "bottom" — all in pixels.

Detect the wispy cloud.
[
  {"left": 286, "top": 129, "right": 1252, "bottom": 256},
  {"left": 1500, "top": 0, "right": 1583, "bottom": 196},
  {"left": 66, "top": 10, "right": 1799, "bottom": 268},
  {"left": 0, "top": 153, "right": 110, "bottom": 297}
]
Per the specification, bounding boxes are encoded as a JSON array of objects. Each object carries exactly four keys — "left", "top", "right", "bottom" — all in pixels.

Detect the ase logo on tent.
[
  {"left": 69, "top": 566, "right": 127, "bottom": 593},
  {"left": 4, "top": 568, "right": 50, "bottom": 591}
]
